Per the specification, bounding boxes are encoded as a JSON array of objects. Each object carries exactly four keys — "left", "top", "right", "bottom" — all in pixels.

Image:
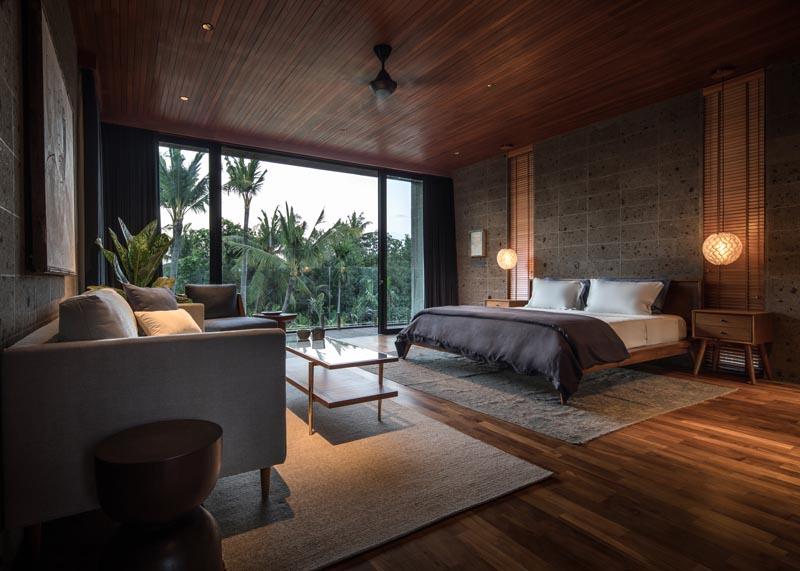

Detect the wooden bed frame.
[{"left": 399, "top": 280, "right": 702, "bottom": 405}]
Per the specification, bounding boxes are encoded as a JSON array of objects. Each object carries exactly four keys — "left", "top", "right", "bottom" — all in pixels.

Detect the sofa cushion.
[
  {"left": 135, "top": 309, "right": 203, "bottom": 336},
  {"left": 204, "top": 317, "right": 278, "bottom": 332},
  {"left": 59, "top": 289, "right": 138, "bottom": 341},
  {"left": 123, "top": 284, "right": 179, "bottom": 312},
  {"left": 185, "top": 284, "right": 238, "bottom": 319}
]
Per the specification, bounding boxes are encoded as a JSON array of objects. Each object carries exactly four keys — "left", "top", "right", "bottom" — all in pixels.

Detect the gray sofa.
[{"left": 1, "top": 319, "right": 287, "bottom": 529}]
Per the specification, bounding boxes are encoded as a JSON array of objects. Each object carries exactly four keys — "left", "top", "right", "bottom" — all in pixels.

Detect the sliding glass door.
[
  {"left": 379, "top": 175, "right": 424, "bottom": 334},
  {"left": 158, "top": 137, "right": 426, "bottom": 335}
]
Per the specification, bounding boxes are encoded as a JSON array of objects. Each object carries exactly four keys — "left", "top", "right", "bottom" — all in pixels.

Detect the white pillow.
[
  {"left": 526, "top": 278, "right": 584, "bottom": 310},
  {"left": 584, "top": 279, "right": 665, "bottom": 315},
  {"left": 135, "top": 309, "right": 202, "bottom": 336}
]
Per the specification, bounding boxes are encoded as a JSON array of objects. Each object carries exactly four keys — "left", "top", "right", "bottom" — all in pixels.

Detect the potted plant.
[
  {"left": 93, "top": 218, "right": 190, "bottom": 303},
  {"left": 308, "top": 292, "right": 327, "bottom": 341}
]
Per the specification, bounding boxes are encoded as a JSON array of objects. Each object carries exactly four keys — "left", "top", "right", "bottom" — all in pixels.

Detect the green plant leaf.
[{"left": 152, "top": 276, "right": 175, "bottom": 290}]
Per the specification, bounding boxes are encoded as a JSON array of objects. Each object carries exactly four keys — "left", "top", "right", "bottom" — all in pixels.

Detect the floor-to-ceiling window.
[
  {"left": 157, "top": 143, "right": 210, "bottom": 293},
  {"left": 220, "top": 149, "right": 383, "bottom": 330},
  {"left": 158, "top": 140, "right": 426, "bottom": 331},
  {"left": 383, "top": 175, "right": 424, "bottom": 332}
]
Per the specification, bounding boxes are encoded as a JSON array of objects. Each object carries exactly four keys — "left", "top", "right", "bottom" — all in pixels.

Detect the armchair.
[{"left": 185, "top": 284, "right": 278, "bottom": 332}]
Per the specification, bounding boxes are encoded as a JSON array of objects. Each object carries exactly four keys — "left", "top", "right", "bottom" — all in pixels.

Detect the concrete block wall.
[
  {"left": 452, "top": 156, "right": 508, "bottom": 305},
  {"left": 0, "top": 0, "right": 79, "bottom": 347},
  {"left": 532, "top": 92, "right": 704, "bottom": 280},
  {"left": 765, "top": 60, "right": 800, "bottom": 382}
]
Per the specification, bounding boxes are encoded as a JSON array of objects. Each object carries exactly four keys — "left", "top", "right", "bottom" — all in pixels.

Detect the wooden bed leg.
[{"left": 395, "top": 341, "right": 412, "bottom": 359}]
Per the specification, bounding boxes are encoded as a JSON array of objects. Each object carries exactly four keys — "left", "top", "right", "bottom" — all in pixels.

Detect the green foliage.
[
  {"left": 159, "top": 147, "right": 209, "bottom": 281},
  {"left": 96, "top": 219, "right": 174, "bottom": 288}
]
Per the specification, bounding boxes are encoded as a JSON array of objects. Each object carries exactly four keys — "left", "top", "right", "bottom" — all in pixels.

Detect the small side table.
[
  {"left": 254, "top": 312, "right": 297, "bottom": 331},
  {"left": 94, "top": 420, "right": 224, "bottom": 571},
  {"left": 484, "top": 298, "right": 527, "bottom": 308},
  {"left": 692, "top": 309, "right": 773, "bottom": 384}
]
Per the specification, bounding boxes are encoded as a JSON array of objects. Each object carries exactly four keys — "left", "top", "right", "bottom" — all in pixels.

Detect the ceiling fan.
[{"left": 370, "top": 44, "right": 397, "bottom": 97}]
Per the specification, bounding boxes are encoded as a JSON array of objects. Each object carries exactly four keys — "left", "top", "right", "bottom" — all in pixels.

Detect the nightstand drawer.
[
  {"left": 484, "top": 299, "right": 527, "bottom": 308},
  {"left": 694, "top": 323, "right": 752, "bottom": 342},
  {"left": 695, "top": 313, "right": 752, "bottom": 330}
]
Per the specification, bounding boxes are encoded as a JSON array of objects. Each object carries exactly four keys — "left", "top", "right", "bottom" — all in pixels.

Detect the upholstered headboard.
[{"left": 661, "top": 280, "right": 702, "bottom": 325}]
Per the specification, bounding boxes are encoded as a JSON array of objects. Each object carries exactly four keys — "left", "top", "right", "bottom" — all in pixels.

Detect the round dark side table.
[{"left": 94, "top": 419, "right": 224, "bottom": 571}]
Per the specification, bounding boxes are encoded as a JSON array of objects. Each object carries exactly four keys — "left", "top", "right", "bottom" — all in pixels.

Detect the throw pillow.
[
  {"left": 135, "top": 309, "right": 203, "bottom": 336},
  {"left": 123, "top": 283, "right": 179, "bottom": 311},
  {"left": 59, "top": 289, "right": 138, "bottom": 341}
]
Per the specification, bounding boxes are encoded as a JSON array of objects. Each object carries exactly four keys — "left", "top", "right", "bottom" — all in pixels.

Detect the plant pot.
[
  {"left": 311, "top": 327, "right": 325, "bottom": 341},
  {"left": 296, "top": 329, "right": 311, "bottom": 341}
]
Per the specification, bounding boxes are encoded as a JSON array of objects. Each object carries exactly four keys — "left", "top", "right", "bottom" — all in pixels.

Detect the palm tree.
[
  {"left": 159, "top": 148, "right": 209, "bottom": 281},
  {"left": 231, "top": 203, "right": 333, "bottom": 313},
  {"left": 223, "top": 157, "right": 267, "bottom": 306},
  {"left": 331, "top": 212, "right": 369, "bottom": 327}
]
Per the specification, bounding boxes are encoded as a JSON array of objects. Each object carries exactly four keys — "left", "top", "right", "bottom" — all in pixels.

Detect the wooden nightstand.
[
  {"left": 691, "top": 309, "right": 773, "bottom": 384},
  {"left": 484, "top": 299, "right": 527, "bottom": 308}
]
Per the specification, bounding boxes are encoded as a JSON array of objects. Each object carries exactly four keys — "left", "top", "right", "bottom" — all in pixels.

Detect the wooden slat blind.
[
  {"left": 702, "top": 70, "right": 765, "bottom": 373},
  {"left": 508, "top": 150, "right": 534, "bottom": 300}
]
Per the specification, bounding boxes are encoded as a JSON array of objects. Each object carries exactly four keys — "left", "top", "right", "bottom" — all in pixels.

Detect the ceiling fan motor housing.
[{"left": 371, "top": 44, "right": 397, "bottom": 96}]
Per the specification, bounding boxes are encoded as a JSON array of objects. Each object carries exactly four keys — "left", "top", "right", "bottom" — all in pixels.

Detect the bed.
[{"left": 395, "top": 280, "right": 700, "bottom": 404}]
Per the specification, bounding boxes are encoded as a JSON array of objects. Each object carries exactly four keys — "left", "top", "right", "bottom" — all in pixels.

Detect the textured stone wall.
[
  {"left": 452, "top": 156, "right": 508, "bottom": 305},
  {"left": 532, "top": 92, "right": 704, "bottom": 280},
  {"left": 0, "top": 0, "right": 79, "bottom": 347},
  {"left": 765, "top": 60, "right": 800, "bottom": 382}
]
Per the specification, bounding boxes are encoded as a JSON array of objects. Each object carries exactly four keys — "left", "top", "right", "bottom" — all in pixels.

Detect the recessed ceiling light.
[
  {"left": 453, "top": 151, "right": 460, "bottom": 156},
  {"left": 711, "top": 66, "right": 735, "bottom": 80},
  {"left": 201, "top": 22, "right": 214, "bottom": 31},
  {"left": 486, "top": 83, "right": 494, "bottom": 88},
  {"left": 179, "top": 95, "right": 189, "bottom": 101}
]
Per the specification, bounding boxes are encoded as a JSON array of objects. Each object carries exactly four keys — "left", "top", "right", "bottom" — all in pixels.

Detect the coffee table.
[{"left": 285, "top": 338, "right": 398, "bottom": 435}]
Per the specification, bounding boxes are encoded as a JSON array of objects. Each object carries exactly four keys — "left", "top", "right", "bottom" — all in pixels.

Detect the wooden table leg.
[
  {"left": 693, "top": 339, "right": 708, "bottom": 376},
  {"left": 760, "top": 344, "right": 774, "bottom": 380},
  {"left": 745, "top": 345, "right": 757, "bottom": 384},
  {"left": 712, "top": 342, "right": 720, "bottom": 373},
  {"left": 308, "top": 362, "right": 315, "bottom": 435},
  {"left": 378, "top": 363, "right": 384, "bottom": 422}
]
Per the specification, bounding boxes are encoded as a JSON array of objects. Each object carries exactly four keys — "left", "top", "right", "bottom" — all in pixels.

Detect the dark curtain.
[
  {"left": 423, "top": 175, "right": 458, "bottom": 307},
  {"left": 81, "top": 70, "right": 104, "bottom": 287},
  {"left": 100, "top": 123, "right": 159, "bottom": 282}
]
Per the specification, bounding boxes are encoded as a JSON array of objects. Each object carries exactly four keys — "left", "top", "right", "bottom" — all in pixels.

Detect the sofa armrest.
[
  {"left": 1, "top": 329, "right": 287, "bottom": 528},
  {"left": 181, "top": 302, "right": 205, "bottom": 330}
]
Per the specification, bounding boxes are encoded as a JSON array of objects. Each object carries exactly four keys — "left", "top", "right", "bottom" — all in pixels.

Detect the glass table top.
[{"left": 286, "top": 337, "right": 398, "bottom": 369}]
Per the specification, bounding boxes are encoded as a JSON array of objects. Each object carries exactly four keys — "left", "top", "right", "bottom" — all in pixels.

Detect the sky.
[{"left": 159, "top": 147, "right": 414, "bottom": 240}]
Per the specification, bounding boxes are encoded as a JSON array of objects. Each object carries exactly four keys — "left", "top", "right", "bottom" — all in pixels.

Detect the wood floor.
[
  {"left": 28, "top": 333, "right": 800, "bottom": 570},
  {"left": 328, "top": 335, "right": 800, "bottom": 571}
]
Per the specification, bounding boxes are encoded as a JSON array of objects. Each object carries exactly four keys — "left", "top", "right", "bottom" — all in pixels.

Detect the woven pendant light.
[
  {"left": 496, "top": 248, "right": 518, "bottom": 270},
  {"left": 703, "top": 68, "right": 743, "bottom": 267},
  {"left": 702, "top": 232, "right": 743, "bottom": 266}
]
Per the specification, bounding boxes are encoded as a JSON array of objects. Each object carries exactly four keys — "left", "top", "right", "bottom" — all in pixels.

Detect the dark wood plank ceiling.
[{"left": 71, "top": 0, "right": 800, "bottom": 175}]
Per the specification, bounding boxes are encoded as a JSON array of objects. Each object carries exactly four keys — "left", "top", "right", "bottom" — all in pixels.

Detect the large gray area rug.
[
  {"left": 347, "top": 336, "right": 735, "bottom": 444},
  {"left": 206, "top": 385, "right": 551, "bottom": 571}
]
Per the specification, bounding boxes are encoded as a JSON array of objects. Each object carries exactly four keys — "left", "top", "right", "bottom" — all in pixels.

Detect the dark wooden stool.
[{"left": 94, "top": 420, "right": 224, "bottom": 571}]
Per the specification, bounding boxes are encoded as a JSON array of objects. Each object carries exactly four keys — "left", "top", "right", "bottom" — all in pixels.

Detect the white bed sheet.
[{"left": 520, "top": 307, "right": 686, "bottom": 350}]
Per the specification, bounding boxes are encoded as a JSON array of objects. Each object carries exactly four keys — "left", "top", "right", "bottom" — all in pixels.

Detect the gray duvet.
[{"left": 395, "top": 305, "right": 630, "bottom": 398}]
